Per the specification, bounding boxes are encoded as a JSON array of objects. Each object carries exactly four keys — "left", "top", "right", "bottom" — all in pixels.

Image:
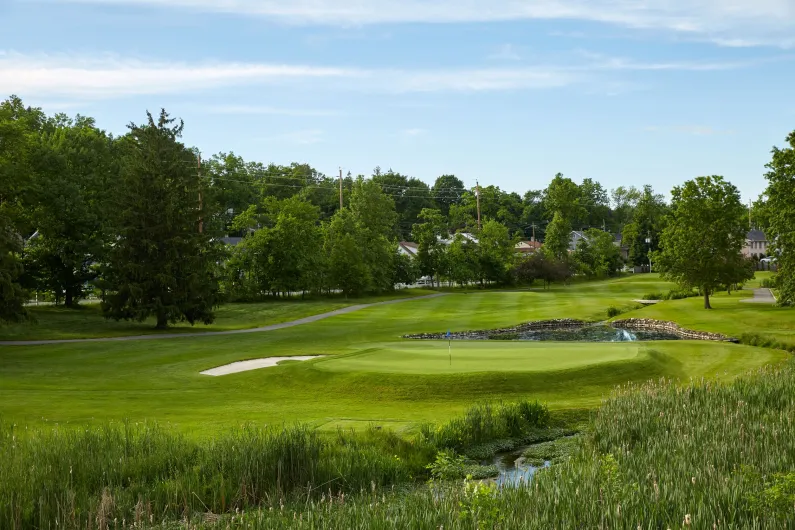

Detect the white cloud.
[
  {"left": 401, "top": 128, "right": 427, "bottom": 136},
  {"left": 489, "top": 44, "right": 522, "bottom": 61},
  {"left": 0, "top": 50, "right": 781, "bottom": 100},
  {"left": 60, "top": 0, "right": 795, "bottom": 47},
  {"left": 0, "top": 52, "right": 351, "bottom": 98}
]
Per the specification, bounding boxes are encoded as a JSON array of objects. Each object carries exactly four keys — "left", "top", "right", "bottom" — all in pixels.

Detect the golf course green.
[{"left": 0, "top": 275, "right": 790, "bottom": 434}]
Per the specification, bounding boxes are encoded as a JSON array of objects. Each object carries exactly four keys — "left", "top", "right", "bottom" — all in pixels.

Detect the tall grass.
[
  {"left": 0, "top": 422, "right": 428, "bottom": 529},
  {"left": 418, "top": 400, "right": 550, "bottom": 451},
  {"left": 196, "top": 361, "right": 795, "bottom": 529}
]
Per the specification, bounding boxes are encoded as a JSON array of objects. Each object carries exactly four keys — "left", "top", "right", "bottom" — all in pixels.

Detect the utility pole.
[
  {"left": 197, "top": 152, "right": 203, "bottom": 234},
  {"left": 339, "top": 167, "right": 343, "bottom": 210},
  {"left": 475, "top": 180, "right": 482, "bottom": 231},
  {"left": 532, "top": 223, "right": 536, "bottom": 242}
]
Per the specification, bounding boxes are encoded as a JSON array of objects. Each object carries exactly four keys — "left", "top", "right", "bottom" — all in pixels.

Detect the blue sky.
[{"left": 2, "top": 0, "right": 795, "bottom": 202}]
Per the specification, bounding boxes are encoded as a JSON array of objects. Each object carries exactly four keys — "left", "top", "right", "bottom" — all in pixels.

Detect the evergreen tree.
[{"left": 101, "top": 110, "right": 221, "bottom": 329}]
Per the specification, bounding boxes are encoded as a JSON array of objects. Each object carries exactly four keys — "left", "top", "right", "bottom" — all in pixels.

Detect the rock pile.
[
  {"left": 403, "top": 319, "right": 587, "bottom": 340},
  {"left": 611, "top": 318, "right": 738, "bottom": 342}
]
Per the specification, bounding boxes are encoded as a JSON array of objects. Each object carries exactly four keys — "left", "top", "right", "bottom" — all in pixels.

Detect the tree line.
[{"left": 1, "top": 95, "right": 793, "bottom": 327}]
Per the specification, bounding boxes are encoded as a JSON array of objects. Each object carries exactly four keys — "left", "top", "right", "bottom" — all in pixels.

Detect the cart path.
[
  {"left": 0, "top": 293, "right": 448, "bottom": 346},
  {"left": 739, "top": 288, "right": 776, "bottom": 304}
]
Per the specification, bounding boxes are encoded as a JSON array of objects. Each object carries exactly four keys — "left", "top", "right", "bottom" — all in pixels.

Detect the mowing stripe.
[{"left": 0, "top": 294, "right": 448, "bottom": 346}]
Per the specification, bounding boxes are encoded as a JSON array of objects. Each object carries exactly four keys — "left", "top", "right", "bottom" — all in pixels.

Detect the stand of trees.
[{"left": 2, "top": 95, "right": 789, "bottom": 326}]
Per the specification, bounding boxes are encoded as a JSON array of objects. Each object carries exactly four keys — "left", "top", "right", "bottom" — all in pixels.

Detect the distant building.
[
  {"left": 568, "top": 231, "right": 590, "bottom": 252},
  {"left": 515, "top": 240, "right": 542, "bottom": 255},
  {"left": 742, "top": 229, "right": 769, "bottom": 259},
  {"left": 398, "top": 241, "right": 419, "bottom": 258}
]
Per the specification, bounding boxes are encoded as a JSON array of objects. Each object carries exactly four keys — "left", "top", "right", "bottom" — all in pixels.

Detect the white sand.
[{"left": 200, "top": 355, "right": 325, "bottom": 376}]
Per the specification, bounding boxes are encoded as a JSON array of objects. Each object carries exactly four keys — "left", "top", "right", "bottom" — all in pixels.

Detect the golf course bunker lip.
[{"left": 200, "top": 356, "right": 325, "bottom": 376}]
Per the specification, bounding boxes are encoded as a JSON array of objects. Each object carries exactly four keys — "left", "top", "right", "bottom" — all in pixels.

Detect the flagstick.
[{"left": 449, "top": 338, "right": 451, "bottom": 366}]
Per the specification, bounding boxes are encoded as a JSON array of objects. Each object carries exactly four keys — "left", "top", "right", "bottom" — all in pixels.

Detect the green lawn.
[
  {"left": 0, "top": 274, "right": 790, "bottom": 435},
  {"left": 0, "top": 289, "right": 432, "bottom": 340}
]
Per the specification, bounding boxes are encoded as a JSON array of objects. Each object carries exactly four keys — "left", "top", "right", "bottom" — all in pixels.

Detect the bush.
[
  {"left": 664, "top": 288, "right": 699, "bottom": 300},
  {"left": 642, "top": 292, "right": 664, "bottom": 300},
  {"left": 740, "top": 332, "right": 795, "bottom": 353},
  {"left": 760, "top": 277, "right": 777, "bottom": 288},
  {"left": 419, "top": 400, "right": 550, "bottom": 451},
  {"left": 606, "top": 306, "right": 622, "bottom": 318}
]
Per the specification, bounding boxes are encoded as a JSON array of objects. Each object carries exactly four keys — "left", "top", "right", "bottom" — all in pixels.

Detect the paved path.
[
  {"left": 740, "top": 288, "right": 776, "bottom": 304},
  {"left": 0, "top": 293, "right": 448, "bottom": 346}
]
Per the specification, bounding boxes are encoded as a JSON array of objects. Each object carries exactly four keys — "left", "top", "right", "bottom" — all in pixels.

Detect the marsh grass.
[{"left": 0, "top": 422, "right": 429, "bottom": 529}]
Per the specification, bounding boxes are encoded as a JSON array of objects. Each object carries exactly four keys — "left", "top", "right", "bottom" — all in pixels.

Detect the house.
[
  {"left": 515, "top": 240, "right": 542, "bottom": 255},
  {"left": 398, "top": 241, "right": 419, "bottom": 258},
  {"left": 439, "top": 232, "right": 479, "bottom": 246},
  {"left": 742, "top": 229, "right": 769, "bottom": 259},
  {"left": 569, "top": 231, "right": 589, "bottom": 252},
  {"left": 613, "top": 233, "right": 629, "bottom": 261}
]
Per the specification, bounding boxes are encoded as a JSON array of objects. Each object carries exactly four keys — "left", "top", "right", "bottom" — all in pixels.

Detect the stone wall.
[
  {"left": 403, "top": 319, "right": 587, "bottom": 340},
  {"left": 611, "top": 318, "right": 738, "bottom": 342}
]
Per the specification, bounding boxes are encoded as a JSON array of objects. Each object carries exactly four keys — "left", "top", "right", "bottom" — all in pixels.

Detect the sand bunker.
[{"left": 200, "top": 356, "right": 325, "bottom": 376}]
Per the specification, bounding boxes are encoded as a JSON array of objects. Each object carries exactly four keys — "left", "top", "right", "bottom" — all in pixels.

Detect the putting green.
[{"left": 316, "top": 341, "right": 642, "bottom": 374}]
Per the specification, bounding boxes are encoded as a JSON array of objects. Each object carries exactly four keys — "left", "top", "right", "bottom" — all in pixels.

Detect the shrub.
[
  {"left": 606, "top": 306, "right": 622, "bottom": 318},
  {"left": 760, "top": 277, "right": 777, "bottom": 288},
  {"left": 664, "top": 289, "right": 699, "bottom": 300},
  {"left": 642, "top": 292, "right": 664, "bottom": 300},
  {"left": 419, "top": 400, "right": 550, "bottom": 451}
]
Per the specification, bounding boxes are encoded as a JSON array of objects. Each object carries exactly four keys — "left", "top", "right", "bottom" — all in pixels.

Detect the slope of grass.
[
  {"left": 617, "top": 288, "right": 795, "bottom": 343},
  {"left": 0, "top": 289, "right": 432, "bottom": 340}
]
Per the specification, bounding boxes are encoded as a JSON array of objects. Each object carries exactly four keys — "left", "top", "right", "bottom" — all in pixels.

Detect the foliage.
[
  {"left": 446, "top": 232, "right": 479, "bottom": 287},
  {"left": 477, "top": 219, "right": 517, "bottom": 284},
  {"left": 762, "top": 130, "right": 795, "bottom": 305},
  {"left": 419, "top": 400, "right": 550, "bottom": 451},
  {"left": 100, "top": 110, "right": 222, "bottom": 329},
  {"left": 458, "top": 477, "right": 504, "bottom": 529},
  {"left": 621, "top": 185, "right": 667, "bottom": 268},
  {"left": 606, "top": 305, "right": 622, "bottom": 318},
  {"left": 542, "top": 212, "right": 571, "bottom": 261},
  {"left": 412, "top": 208, "right": 448, "bottom": 286},
  {"left": 23, "top": 117, "right": 116, "bottom": 307},
  {"left": 573, "top": 228, "right": 622, "bottom": 278},
  {"left": 656, "top": 175, "right": 749, "bottom": 309}
]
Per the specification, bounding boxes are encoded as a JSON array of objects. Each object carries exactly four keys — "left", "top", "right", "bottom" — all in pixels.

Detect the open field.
[{"left": 1, "top": 274, "right": 790, "bottom": 435}]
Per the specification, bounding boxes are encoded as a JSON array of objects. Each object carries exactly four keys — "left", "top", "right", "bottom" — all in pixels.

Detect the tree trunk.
[
  {"left": 703, "top": 289, "right": 712, "bottom": 310},
  {"left": 65, "top": 291, "right": 74, "bottom": 308},
  {"left": 156, "top": 313, "right": 169, "bottom": 329}
]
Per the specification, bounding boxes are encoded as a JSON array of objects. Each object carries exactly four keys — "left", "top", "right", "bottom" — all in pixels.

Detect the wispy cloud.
[
  {"left": 401, "top": 128, "right": 427, "bottom": 136},
  {"left": 0, "top": 50, "right": 782, "bottom": 100},
  {"left": 489, "top": 44, "right": 522, "bottom": 61},
  {"left": 59, "top": 0, "right": 795, "bottom": 48}
]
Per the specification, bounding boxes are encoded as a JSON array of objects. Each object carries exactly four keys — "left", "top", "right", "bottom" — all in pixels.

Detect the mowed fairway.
[{"left": 0, "top": 275, "right": 790, "bottom": 434}]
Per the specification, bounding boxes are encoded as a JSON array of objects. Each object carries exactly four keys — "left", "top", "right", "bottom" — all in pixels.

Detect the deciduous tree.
[
  {"left": 763, "top": 130, "right": 795, "bottom": 304},
  {"left": 656, "top": 176, "right": 748, "bottom": 309}
]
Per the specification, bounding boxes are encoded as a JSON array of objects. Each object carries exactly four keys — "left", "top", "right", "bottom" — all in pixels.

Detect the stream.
[{"left": 492, "top": 446, "right": 551, "bottom": 487}]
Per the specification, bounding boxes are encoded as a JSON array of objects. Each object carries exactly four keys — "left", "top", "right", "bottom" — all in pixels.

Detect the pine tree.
[{"left": 101, "top": 110, "right": 221, "bottom": 329}]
